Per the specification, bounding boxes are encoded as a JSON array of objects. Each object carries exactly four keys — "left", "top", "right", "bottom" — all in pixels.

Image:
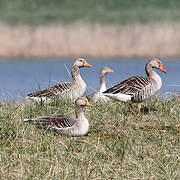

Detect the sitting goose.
[
  {"left": 26, "top": 58, "right": 92, "bottom": 101},
  {"left": 88, "top": 67, "right": 113, "bottom": 102},
  {"left": 24, "top": 97, "right": 93, "bottom": 136},
  {"left": 103, "top": 58, "right": 166, "bottom": 114}
]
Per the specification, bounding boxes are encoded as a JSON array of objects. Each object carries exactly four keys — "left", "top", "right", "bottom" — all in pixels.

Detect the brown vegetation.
[{"left": 0, "top": 24, "right": 180, "bottom": 58}]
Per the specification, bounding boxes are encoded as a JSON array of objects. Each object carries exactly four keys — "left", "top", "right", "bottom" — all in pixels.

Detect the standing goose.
[
  {"left": 26, "top": 58, "right": 92, "bottom": 101},
  {"left": 88, "top": 67, "right": 113, "bottom": 102},
  {"left": 24, "top": 97, "right": 93, "bottom": 136},
  {"left": 103, "top": 58, "right": 166, "bottom": 114}
]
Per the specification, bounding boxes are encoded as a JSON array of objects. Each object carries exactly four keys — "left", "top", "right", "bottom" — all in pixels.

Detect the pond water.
[{"left": 0, "top": 58, "right": 179, "bottom": 101}]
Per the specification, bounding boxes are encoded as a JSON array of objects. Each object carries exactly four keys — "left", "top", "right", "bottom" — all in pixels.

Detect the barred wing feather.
[
  {"left": 27, "top": 82, "right": 72, "bottom": 98},
  {"left": 104, "top": 76, "right": 153, "bottom": 102},
  {"left": 25, "top": 115, "right": 76, "bottom": 130}
]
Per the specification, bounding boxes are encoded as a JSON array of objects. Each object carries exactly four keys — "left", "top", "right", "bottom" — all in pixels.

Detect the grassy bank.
[
  {"left": 0, "top": 98, "right": 180, "bottom": 179},
  {"left": 0, "top": 0, "right": 180, "bottom": 25}
]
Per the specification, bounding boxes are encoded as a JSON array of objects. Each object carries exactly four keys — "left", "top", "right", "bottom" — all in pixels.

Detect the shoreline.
[{"left": 0, "top": 24, "right": 180, "bottom": 59}]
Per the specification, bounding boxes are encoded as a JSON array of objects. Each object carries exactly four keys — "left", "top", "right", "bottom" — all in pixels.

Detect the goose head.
[
  {"left": 146, "top": 57, "right": 166, "bottom": 73},
  {"left": 100, "top": 67, "right": 113, "bottom": 76},
  {"left": 76, "top": 97, "right": 93, "bottom": 107},
  {"left": 73, "top": 58, "right": 92, "bottom": 68}
]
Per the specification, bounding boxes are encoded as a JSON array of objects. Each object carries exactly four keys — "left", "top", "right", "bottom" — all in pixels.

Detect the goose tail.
[{"left": 103, "top": 93, "right": 132, "bottom": 102}]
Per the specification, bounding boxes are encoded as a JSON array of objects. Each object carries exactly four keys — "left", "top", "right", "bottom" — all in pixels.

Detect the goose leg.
[
  {"left": 138, "top": 104, "right": 141, "bottom": 115},
  {"left": 128, "top": 103, "right": 132, "bottom": 113}
]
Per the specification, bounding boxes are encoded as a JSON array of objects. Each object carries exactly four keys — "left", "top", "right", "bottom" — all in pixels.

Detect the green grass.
[
  {"left": 0, "top": 97, "right": 180, "bottom": 179},
  {"left": 0, "top": 0, "right": 180, "bottom": 25}
]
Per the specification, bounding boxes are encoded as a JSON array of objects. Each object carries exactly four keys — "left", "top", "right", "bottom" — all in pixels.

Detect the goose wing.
[
  {"left": 27, "top": 82, "right": 72, "bottom": 98},
  {"left": 104, "top": 76, "right": 153, "bottom": 102},
  {"left": 24, "top": 115, "right": 76, "bottom": 130}
]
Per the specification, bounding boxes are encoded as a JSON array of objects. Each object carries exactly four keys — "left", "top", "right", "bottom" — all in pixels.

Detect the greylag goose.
[
  {"left": 26, "top": 58, "right": 92, "bottom": 101},
  {"left": 24, "top": 97, "right": 93, "bottom": 136},
  {"left": 88, "top": 67, "right": 113, "bottom": 102},
  {"left": 103, "top": 58, "right": 166, "bottom": 114}
]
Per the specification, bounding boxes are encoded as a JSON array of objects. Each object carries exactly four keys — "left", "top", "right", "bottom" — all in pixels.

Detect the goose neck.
[
  {"left": 71, "top": 65, "right": 80, "bottom": 81},
  {"left": 75, "top": 105, "right": 85, "bottom": 120},
  {"left": 145, "top": 63, "right": 158, "bottom": 78},
  {"left": 145, "top": 63, "right": 162, "bottom": 85},
  {"left": 99, "top": 73, "right": 106, "bottom": 93}
]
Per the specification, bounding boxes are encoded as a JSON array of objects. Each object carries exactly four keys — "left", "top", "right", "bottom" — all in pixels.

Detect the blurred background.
[{"left": 0, "top": 0, "right": 179, "bottom": 100}]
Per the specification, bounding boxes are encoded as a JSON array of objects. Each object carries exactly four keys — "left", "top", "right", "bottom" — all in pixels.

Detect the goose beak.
[
  {"left": 84, "top": 61, "right": 92, "bottom": 68},
  {"left": 86, "top": 101, "right": 93, "bottom": 107},
  {"left": 107, "top": 68, "right": 113, "bottom": 73},
  {"left": 159, "top": 64, "right": 166, "bottom": 73}
]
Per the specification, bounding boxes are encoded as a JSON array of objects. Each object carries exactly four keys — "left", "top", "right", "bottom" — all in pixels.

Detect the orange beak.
[
  {"left": 159, "top": 64, "right": 166, "bottom": 73},
  {"left": 86, "top": 101, "right": 93, "bottom": 107},
  {"left": 106, "top": 68, "right": 113, "bottom": 73},
  {"left": 84, "top": 61, "right": 92, "bottom": 68}
]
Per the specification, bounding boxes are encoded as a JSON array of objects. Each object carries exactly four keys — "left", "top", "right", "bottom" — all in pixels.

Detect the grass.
[
  {"left": 0, "top": 0, "right": 180, "bottom": 25},
  {"left": 0, "top": 97, "right": 180, "bottom": 179}
]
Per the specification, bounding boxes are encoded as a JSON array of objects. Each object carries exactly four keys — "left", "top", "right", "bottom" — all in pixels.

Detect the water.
[{"left": 0, "top": 58, "right": 179, "bottom": 101}]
